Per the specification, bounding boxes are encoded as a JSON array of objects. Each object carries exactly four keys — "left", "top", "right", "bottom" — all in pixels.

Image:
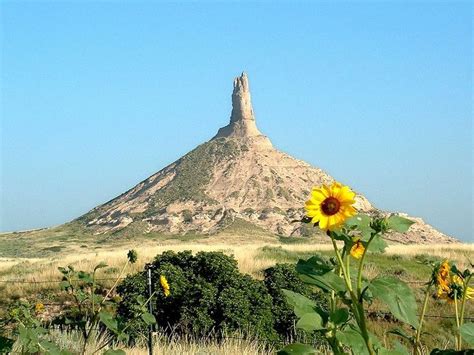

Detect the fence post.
[{"left": 147, "top": 266, "right": 154, "bottom": 355}]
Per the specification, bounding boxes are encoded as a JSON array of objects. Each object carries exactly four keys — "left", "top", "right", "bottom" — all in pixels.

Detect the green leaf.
[
  {"left": 296, "top": 255, "right": 334, "bottom": 276},
  {"left": 345, "top": 214, "right": 374, "bottom": 240},
  {"left": 141, "top": 312, "right": 156, "bottom": 325},
  {"left": 277, "top": 343, "right": 318, "bottom": 355},
  {"left": 60, "top": 280, "right": 71, "bottom": 290},
  {"left": 136, "top": 295, "right": 146, "bottom": 306},
  {"left": 345, "top": 214, "right": 371, "bottom": 228},
  {"left": 393, "top": 341, "right": 410, "bottom": 355},
  {"left": 330, "top": 308, "right": 349, "bottom": 325},
  {"left": 296, "top": 312, "right": 324, "bottom": 332},
  {"left": 117, "top": 332, "right": 130, "bottom": 343},
  {"left": 387, "top": 215, "right": 414, "bottom": 233},
  {"left": 378, "top": 345, "right": 410, "bottom": 355},
  {"left": 336, "top": 325, "right": 369, "bottom": 355},
  {"left": 104, "top": 350, "right": 126, "bottom": 355},
  {"left": 460, "top": 322, "right": 474, "bottom": 346},
  {"left": 369, "top": 276, "right": 419, "bottom": 328},
  {"left": 365, "top": 234, "right": 388, "bottom": 253},
  {"left": 99, "top": 311, "right": 118, "bottom": 333},
  {"left": 94, "top": 262, "right": 108, "bottom": 271},
  {"left": 299, "top": 270, "right": 346, "bottom": 293},
  {"left": 282, "top": 290, "right": 317, "bottom": 317},
  {"left": 296, "top": 256, "right": 345, "bottom": 292},
  {"left": 39, "top": 340, "right": 73, "bottom": 355},
  {"left": 361, "top": 284, "right": 374, "bottom": 304},
  {"left": 76, "top": 290, "right": 88, "bottom": 302},
  {"left": 77, "top": 271, "right": 93, "bottom": 284},
  {"left": 329, "top": 230, "right": 351, "bottom": 243}
]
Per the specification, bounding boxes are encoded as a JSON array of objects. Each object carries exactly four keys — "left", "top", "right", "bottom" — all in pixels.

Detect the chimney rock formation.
[
  {"left": 76, "top": 72, "right": 457, "bottom": 244},
  {"left": 213, "top": 72, "right": 272, "bottom": 148}
]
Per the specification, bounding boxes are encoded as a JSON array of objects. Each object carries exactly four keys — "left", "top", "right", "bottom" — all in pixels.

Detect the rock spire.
[
  {"left": 230, "top": 72, "right": 254, "bottom": 122},
  {"left": 213, "top": 72, "right": 272, "bottom": 147}
]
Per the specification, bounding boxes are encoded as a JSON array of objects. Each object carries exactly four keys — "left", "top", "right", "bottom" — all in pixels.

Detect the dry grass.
[
  {"left": 0, "top": 242, "right": 472, "bottom": 301},
  {"left": 386, "top": 243, "right": 474, "bottom": 269},
  {"left": 13, "top": 329, "right": 277, "bottom": 355},
  {"left": 0, "top": 242, "right": 333, "bottom": 283},
  {"left": 2, "top": 241, "right": 473, "bottom": 353}
]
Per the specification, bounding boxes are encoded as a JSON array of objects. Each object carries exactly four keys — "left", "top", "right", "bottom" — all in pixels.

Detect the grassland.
[{"left": 0, "top": 226, "right": 473, "bottom": 353}]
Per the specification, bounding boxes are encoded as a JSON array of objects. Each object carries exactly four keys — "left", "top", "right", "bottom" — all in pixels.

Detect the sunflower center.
[{"left": 321, "top": 197, "right": 341, "bottom": 216}]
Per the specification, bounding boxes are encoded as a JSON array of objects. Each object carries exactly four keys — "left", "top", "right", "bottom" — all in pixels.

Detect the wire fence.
[
  {"left": 0, "top": 277, "right": 126, "bottom": 284},
  {"left": 0, "top": 278, "right": 430, "bottom": 285},
  {"left": 1, "top": 277, "right": 472, "bottom": 321}
]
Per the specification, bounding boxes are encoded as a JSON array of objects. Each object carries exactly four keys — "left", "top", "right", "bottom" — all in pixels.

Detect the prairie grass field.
[{"left": 0, "top": 228, "right": 473, "bottom": 353}]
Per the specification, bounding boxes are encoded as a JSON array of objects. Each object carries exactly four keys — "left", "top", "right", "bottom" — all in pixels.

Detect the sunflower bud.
[
  {"left": 370, "top": 217, "right": 389, "bottom": 234},
  {"left": 127, "top": 249, "right": 138, "bottom": 264}
]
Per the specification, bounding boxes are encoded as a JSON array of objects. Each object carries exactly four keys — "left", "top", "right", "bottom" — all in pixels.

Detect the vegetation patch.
[
  {"left": 149, "top": 139, "right": 242, "bottom": 208},
  {"left": 117, "top": 251, "right": 278, "bottom": 341}
]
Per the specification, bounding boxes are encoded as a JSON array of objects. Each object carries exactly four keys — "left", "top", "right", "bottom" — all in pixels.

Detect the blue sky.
[{"left": 1, "top": 1, "right": 472, "bottom": 241}]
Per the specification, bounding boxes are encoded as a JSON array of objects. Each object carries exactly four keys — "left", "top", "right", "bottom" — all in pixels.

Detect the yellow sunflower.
[
  {"left": 435, "top": 260, "right": 451, "bottom": 297},
  {"left": 350, "top": 238, "right": 365, "bottom": 259},
  {"left": 305, "top": 182, "right": 357, "bottom": 231},
  {"left": 160, "top": 275, "right": 170, "bottom": 297}
]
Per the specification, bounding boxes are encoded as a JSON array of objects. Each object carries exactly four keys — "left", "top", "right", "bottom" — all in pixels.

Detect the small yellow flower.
[
  {"left": 350, "top": 239, "right": 365, "bottom": 259},
  {"left": 35, "top": 303, "right": 45, "bottom": 314},
  {"left": 160, "top": 275, "right": 170, "bottom": 297},
  {"left": 305, "top": 182, "right": 357, "bottom": 231}
]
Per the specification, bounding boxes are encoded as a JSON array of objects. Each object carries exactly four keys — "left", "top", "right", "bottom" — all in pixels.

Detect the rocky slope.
[{"left": 77, "top": 73, "right": 456, "bottom": 243}]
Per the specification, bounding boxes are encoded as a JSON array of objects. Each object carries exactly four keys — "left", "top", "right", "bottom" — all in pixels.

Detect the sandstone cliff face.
[{"left": 77, "top": 73, "right": 457, "bottom": 244}]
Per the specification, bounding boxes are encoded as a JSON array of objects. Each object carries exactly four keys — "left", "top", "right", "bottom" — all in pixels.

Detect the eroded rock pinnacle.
[
  {"left": 213, "top": 72, "right": 271, "bottom": 147},
  {"left": 230, "top": 72, "right": 254, "bottom": 123}
]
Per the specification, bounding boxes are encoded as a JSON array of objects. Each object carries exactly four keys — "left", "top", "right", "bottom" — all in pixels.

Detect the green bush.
[
  {"left": 263, "top": 263, "right": 327, "bottom": 340},
  {"left": 181, "top": 209, "right": 193, "bottom": 223},
  {"left": 117, "top": 251, "right": 277, "bottom": 341}
]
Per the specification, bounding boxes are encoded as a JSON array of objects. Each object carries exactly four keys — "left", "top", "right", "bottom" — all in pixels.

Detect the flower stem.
[
  {"left": 330, "top": 235, "right": 375, "bottom": 355},
  {"left": 330, "top": 260, "right": 345, "bottom": 313},
  {"left": 330, "top": 290, "right": 336, "bottom": 313},
  {"left": 345, "top": 253, "right": 351, "bottom": 285},
  {"left": 331, "top": 237, "right": 353, "bottom": 293},
  {"left": 414, "top": 284, "right": 431, "bottom": 354},
  {"left": 101, "top": 260, "right": 129, "bottom": 307},
  {"left": 454, "top": 289, "right": 460, "bottom": 350},
  {"left": 458, "top": 274, "right": 473, "bottom": 350},
  {"left": 356, "top": 233, "right": 376, "bottom": 297}
]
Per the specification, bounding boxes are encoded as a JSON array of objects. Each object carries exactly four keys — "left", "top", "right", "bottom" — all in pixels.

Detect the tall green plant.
[
  {"left": 57, "top": 249, "right": 156, "bottom": 354},
  {"left": 1, "top": 250, "right": 157, "bottom": 354},
  {"left": 278, "top": 182, "right": 418, "bottom": 355}
]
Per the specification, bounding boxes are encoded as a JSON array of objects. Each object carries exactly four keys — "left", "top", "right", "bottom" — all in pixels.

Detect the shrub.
[
  {"left": 182, "top": 210, "right": 193, "bottom": 223},
  {"left": 117, "top": 251, "right": 277, "bottom": 342},
  {"left": 263, "top": 263, "right": 327, "bottom": 340}
]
